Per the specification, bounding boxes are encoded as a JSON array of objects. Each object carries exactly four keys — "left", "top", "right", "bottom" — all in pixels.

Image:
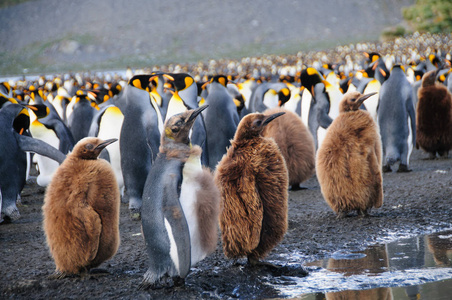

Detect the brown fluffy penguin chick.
[
  {"left": 316, "top": 92, "right": 383, "bottom": 218},
  {"left": 215, "top": 112, "right": 289, "bottom": 265},
  {"left": 416, "top": 70, "right": 452, "bottom": 158},
  {"left": 262, "top": 107, "right": 315, "bottom": 190},
  {"left": 43, "top": 137, "right": 120, "bottom": 278}
]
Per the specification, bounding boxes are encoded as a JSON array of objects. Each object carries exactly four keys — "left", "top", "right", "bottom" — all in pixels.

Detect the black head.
[
  {"left": 278, "top": 87, "right": 291, "bottom": 106},
  {"left": 72, "top": 137, "right": 117, "bottom": 160},
  {"left": 211, "top": 75, "right": 228, "bottom": 87}
]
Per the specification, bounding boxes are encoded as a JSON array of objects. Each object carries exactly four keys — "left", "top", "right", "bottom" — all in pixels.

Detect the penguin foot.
[
  {"left": 397, "top": 164, "right": 412, "bottom": 173},
  {"left": 336, "top": 211, "right": 348, "bottom": 219},
  {"left": 129, "top": 208, "right": 141, "bottom": 221},
  {"left": 438, "top": 151, "right": 449, "bottom": 159},
  {"left": 428, "top": 152, "right": 437, "bottom": 160},
  {"left": 382, "top": 165, "right": 392, "bottom": 173},
  {"left": 48, "top": 271, "right": 76, "bottom": 279},
  {"left": 139, "top": 274, "right": 184, "bottom": 290},
  {"left": 357, "top": 209, "right": 369, "bottom": 217},
  {"left": 247, "top": 257, "right": 280, "bottom": 272},
  {"left": 289, "top": 184, "right": 308, "bottom": 191}
]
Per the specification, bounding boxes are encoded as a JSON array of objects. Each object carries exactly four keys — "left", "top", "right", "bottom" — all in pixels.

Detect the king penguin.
[
  {"left": 141, "top": 105, "right": 220, "bottom": 289},
  {"left": 215, "top": 111, "right": 288, "bottom": 266},
  {"left": 67, "top": 93, "right": 97, "bottom": 143},
  {"left": 164, "top": 72, "right": 209, "bottom": 166},
  {"left": 262, "top": 107, "right": 316, "bottom": 190},
  {"left": 316, "top": 92, "right": 383, "bottom": 218},
  {"left": 378, "top": 65, "right": 416, "bottom": 172},
  {"left": 0, "top": 104, "right": 29, "bottom": 222},
  {"left": 119, "top": 75, "right": 163, "bottom": 219},
  {"left": 0, "top": 104, "right": 65, "bottom": 222},
  {"left": 416, "top": 69, "right": 452, "bottom": 158},
  {"left": 43, "top": 137, "right": 120, "bottom": 278},
  {"left": 89, "top": 104, "right": 125, "bottom": 194},
  {"left": 203, "top": 75, "right": 240, "bottom": 170}
]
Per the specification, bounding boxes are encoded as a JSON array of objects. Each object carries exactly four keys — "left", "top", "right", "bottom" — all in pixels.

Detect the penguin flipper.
[
  {"left": 73, "top": 205, "right": 102, "bottom": 266},
  {"left": 15, "top": 132, "right": 66, "bottom": 164}
]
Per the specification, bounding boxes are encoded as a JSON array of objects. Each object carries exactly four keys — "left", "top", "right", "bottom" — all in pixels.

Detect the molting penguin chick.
[
  {"left": 262, "top": 107, "right": 315, "bottom": 190},
  {"left": 215, "top": 112, "right": 289, "bottom": 265},
  {"left": 316, "top": 92, "right": 383, "bottom": 218},
  {"left": 140, "top": 105, "right": 220, "bottom": 289},
  {"left": 43, "top": 137, "right": 120, "bottom": 278},
  {"left": 416, "top": 70, "right": 452, "bottom": 158}
]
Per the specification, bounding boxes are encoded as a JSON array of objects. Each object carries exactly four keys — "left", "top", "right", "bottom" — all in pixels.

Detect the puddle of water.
[{"left": 270, "top": 230, "right": 452, "bottom": 299}]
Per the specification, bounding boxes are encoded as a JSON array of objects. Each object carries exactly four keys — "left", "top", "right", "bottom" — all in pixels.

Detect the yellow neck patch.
[
  {"left": 307, "top": 67, "right": 318, "bottom": 76},
  {"left": 133, "top": 78, "right": 142, "bottom": 90}
]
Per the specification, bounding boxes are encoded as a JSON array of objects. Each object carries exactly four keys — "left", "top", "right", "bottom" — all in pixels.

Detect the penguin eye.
[
  {"left": 350, "top": 98, "right": 356, "bottom": 102},
  {"left": 253, "top": 119, "right": 262, "bottom": 127},
  {"left": 85, "top": 143, "right": 94, "bottom": 150}
]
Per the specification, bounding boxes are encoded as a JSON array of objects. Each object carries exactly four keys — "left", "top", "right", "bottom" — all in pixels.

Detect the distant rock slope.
[{"left": 0, "top": 0, "right": 413, "bottom": 72}]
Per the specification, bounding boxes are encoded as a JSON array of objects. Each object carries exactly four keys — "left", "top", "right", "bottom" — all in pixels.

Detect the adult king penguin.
[
  {"left": 416, "top": 69, "right": 452, "bottom": 158},
  {"left": 119, "top": 75, "right": 163, "bottom": 219},
  {"left": 1, "top": 104, "right": 65, "bottom": 222},
  {"left": 378, "top": 65, "right": 416, "bottom": 172},
  {"left": 203, "top": 75, "right": 240, "bottom": 170},
  {"left": 43, "top": 137, "right": 120, "bottom": 278},
  {"left": 215, "top": 112, "right": 289, "bottom": 266},
  {"left": 140, "top": 105, "right": 220, "bottom": 289},
  {"left": 316, "top": 92, "right": 383, "bottom": 218}
]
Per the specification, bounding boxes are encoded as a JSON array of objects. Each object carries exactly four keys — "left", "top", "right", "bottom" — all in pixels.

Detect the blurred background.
[{"left": 1, "top": 0, "right": 435, "bottom": 76}]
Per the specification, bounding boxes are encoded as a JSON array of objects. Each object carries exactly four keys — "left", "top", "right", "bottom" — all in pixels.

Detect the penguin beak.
[
  {"left": 187, "top": 105, "right": 208, "bottom": 123},
  {"left": 95, "top": 138, "right": 118, "bottom": 150},
  {"left": 262, "top": 112, "right": 285, "bottom": 126},
  {"left": 356, "top": 92, "right": 377, "bottom": 106}
]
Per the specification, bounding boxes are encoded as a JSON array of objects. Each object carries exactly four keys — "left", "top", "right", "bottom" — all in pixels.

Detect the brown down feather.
[
  {"left": 215, "top": 113, "right": 289, "bottom": 260},
  {"left": 262, "top": 107, "right": 315, "bottom": 186},
  {"left": 316, "top": 92, "right": 383, "bottom": 216},
  {"left": 195, "top": 167, "right": 221, "bottom": 254},
  {"left": 42, "top": 138, "right": 120, "bottom": 274},
  {"left": 416, "top": 75, "right": 452, "bottom": 156}
]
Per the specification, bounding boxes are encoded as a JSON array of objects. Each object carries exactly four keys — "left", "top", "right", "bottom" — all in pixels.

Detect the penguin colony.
[{"left": 1, "top": 32, "right": 451, "bottom": 288}]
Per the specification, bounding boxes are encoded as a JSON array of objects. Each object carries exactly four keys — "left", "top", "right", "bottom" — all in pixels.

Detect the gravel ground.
[{"left": 1, "top": 148, "right": 451, "bottom": 299}]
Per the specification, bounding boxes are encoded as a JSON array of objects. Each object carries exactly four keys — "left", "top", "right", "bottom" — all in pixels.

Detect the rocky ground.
[{"left": 1, "top": 148, "right": 451, "bottom": 299}]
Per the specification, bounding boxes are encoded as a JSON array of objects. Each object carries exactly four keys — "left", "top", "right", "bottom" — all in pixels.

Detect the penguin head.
[
  {"left": 26, "top": 104, "right": 50, "bottom": 119},
  {"left": 235, "top": 112, "right": 285, "bottom": 140},
  {"left": 278, "top": 87, "right": 291, "bottom": 106},
  {"left": 162, "top": 105, "right": 208, "bottom": 145},
  {"left": 421, "top": 69, "right": 441, "bottom": 87},
  {"left": 165, "top": 73, "right": 197, "bottom": 109},
  {"left": 211, "top": 75, "right": 228, "bottom": 87},
  {"left": 72, "top": 137, "right": 117, "bottom": 160},
  {"left": 129, "top": 75, "right": 153, "bottom": 92},
  {"left": 340, "top": 92, "right": 377, "bottom": 113}
]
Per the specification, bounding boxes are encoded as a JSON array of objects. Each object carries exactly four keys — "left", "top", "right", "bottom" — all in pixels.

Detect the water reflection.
[
  {"left": 428, "top": 230, "right": 452, "bottom": 266},
  {"left": 276, "top": 229, "right": 452, "bottom": 299}
]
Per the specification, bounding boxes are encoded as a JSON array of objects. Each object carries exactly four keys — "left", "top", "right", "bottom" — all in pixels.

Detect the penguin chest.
[
  {"left": 263, "top": 90, "right": 279, "bottom": 109},
  {"left": 29, "top": 121, "right": 60, "bottom": 186},
  {"left": 363, "top": 80, "right": 381, "bottom": 121},
  {"left": 180, "top": 153, "right": 204, "bottom": 265},
  {"left": 97, "top": 107, "right": 124, "bottom": 189},
  {"left": 300, "top": 90, "right": 312, "bottom": 128}
]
